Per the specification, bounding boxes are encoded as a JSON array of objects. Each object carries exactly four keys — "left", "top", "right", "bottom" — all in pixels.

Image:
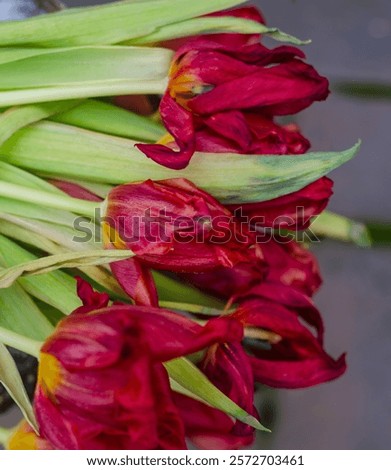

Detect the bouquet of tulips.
[{"left": 0, "top": 0, "right": 369, "bottom": 450}]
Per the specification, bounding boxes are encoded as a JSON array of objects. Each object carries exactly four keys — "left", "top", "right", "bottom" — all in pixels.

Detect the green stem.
[
  {"left": 153, "top": 271, "right": 224, "bottom": 309},
  {"left": 0, "top": 327, "right": 42, "bottom": 358},
  {"left": 0, "top": 427, "right": 12, "bottom": 447},
  {"left": 311, "top": 210, "right": 372, "bottom": 247},
  {"left": 0, "top": 182, "right": 99, "bottom": 217},
  {"left": 159, "top": 300, "right": 230, "bottom": 316},
  {"left": 0, "top": 80, "right": 168, "bottom": 107}
]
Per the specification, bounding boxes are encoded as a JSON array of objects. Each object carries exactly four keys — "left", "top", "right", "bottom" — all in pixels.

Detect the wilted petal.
[
  {"left": 50, "top": 179, "right": 102, "bottom": 202},
  {"left": 245, "top": 282, "right": 324, "bottom": 342},
  {"left": 235, "top": 296, "right": 346, "bottom": 388},
  {"left": 230, "top": 177, "right": 333, "bottom": 230},
  {"left": 137, "top": 94, "right": 195, "bottom": 170},
  {"left": 110, "top": 257, "right": 158, "bottom": 306},
  {"left": 190, "top": 59, "right": 329, "bottom": 116}
]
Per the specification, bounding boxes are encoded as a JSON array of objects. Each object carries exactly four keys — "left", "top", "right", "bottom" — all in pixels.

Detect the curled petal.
[
  {"left": 245, "top": 282, "right": 324, "bottom": 342},
  {"left": 235, "top": 297, "right": 346, "bottom": 388},
  {"left": 230, "top": 177, "right": 333, "bottom": 230},
  {"left": 136, "top": 94, "right": 195, "bottom": 170}
]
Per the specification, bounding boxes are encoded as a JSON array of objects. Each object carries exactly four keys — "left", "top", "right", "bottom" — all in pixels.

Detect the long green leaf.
[
  {"left": 51, "top": 99, "right": 165, "bottom": 142},
  {"left": 0, "top": 81, "right": 167, "bottom": 107},
  {"left": 127, "top": 16, "right": 310, "bottom": 46},
  {"left": 0, "top": 160, "right": 64, "bottom": 194},
  {"left": 0, "top": 250, "right": 134, "bottom": 289},
  {"left": 0, "top": 284, "right": 53, "bottom": 340},
  {"left": 166, "top": 357, "right": 270, "bottom": 432},
  {"left": 0, "top": 343, "right": 38, "bottom": 432},
  {"left": 0, "top": 47, "right": 172, "bottom": 90},
  {"left": 0, "top": 217, "right": 62, "bottom": 253},
  {"left": 0, "top": 0, "right": 246, "bottom": 47},
  {"left": 0, "top": 121, "right": 361, "bottom": 204},
  {"left": 0, "top": 198, "right": 80, "bottom": 227},
  {"left": 0, "top": 235, "right": 79, "bottom": 314},
  {"left": 0, "top": 216, "right": 128, "bottom": 301},
  {"left": 310, "top": 210, "right": 372, "bottom": 247},
  {"left": 0, "top": 101, "right": 80, "bottom": 147},
  {"left": 0, "top": 162, "right": 99, "bottom": 230}
]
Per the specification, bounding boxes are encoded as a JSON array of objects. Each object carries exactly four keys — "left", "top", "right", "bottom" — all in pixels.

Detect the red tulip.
[
  {"left": 137, "top": 38, "right": 329, "bottom": 169},
  {"left": 103, "top": 178, "right": 260, "bottom": 303},
  {"left": 32, "top": 279, "right": 243, "bottom": 450},
  {"left": 50, "top": 179, "right": 159, "bottom": 307}
]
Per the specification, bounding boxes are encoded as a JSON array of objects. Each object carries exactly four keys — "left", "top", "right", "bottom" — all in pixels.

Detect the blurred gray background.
[{"left": 0, "top": 0, "right": 390, "bottom": 450}]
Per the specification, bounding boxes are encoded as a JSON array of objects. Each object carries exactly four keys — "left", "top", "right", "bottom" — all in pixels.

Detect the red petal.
[
  {"left": 136, "top": 94, "right": 195, "bottom": 169},
  {"left": 75, "top": 277, "right": 110, "bottom": 312},
  {"left": 235, "top": 297, "right": 346, "bottom": 388},
  {"left": 110, "top": 258, "right": 158, "bottom": 306},
  {"left": 190, "top": 60, "right": 329, "bottom": 116},
  {"left": 229, "top": 177, "right": 333, "bottom": 230}
]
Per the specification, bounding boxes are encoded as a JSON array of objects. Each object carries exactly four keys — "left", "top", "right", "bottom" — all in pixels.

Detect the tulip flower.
[
  {"left": 31, "top": 278, "right": 243, "bottom": 450},
  {"left": 137, "top": 34, "right": 329, "bottom": 169},
  {"left": 103, "top": 178, "right": 261, "bottom": 302}
]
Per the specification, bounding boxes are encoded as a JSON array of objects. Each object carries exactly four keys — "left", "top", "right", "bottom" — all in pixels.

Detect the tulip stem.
[
  {"left": 310, "top": 210, "right": 372, "bottom": 247},
  {"left": 159, "top": 300, "right": 232, "bottom": 316},
  {"left": 0, "top": 427, "right": 12, "bottom": 447},
  {"left": 0, "top": 327, "right": 42, "bottom": 359},
  {"left": 0, "top": 182, "right": 99, "bottom": 218}
]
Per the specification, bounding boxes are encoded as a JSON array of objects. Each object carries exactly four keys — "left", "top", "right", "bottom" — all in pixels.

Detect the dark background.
[{"left": 0, "top": 0, "right": 390, "bottom": 450}]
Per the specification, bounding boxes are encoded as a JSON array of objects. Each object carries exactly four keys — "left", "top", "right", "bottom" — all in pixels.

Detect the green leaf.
[
  {"left": 334, "top": 81, "right": 391, "bottom": 100},
  {"left": 0, "top": 121, "right": 361, "bottom": 204},
  {"left": 0, "top": 284, "right": 53, "bottom": 341},
  {"left": 51, "top": 99, "right": 165, "bottom": 143},
  {"left": 0, "top": 181, "right": 97, "bottom": 217},
  {"left": 310, "top": 210, "right": 372, "bottom": 247},
  {"left": 0, "top": 47, "right": 171, "bottom": 90},
  {"left": 0, "top": 235, "right": 79, "bottom": 314},
  {"left": 0, "top": 198, "right": 80, "bottom": 227},
  {"left": 0, "top": 160, "right": 63, "bottom": 193},
  {"left": 0, "top": 217, "right": 63, "bottom": 253},
  {"left": 0, "top": 216, "right": 128, "bottom": 301},
  {"left": 0, "top": 343, "right": 38, "bottom": 432},
  {"left": 0, "top": 47, "right": 171, "bottom": 106},
  {"left": 0, "top": 0, "right": 246, "bottom": 47},
  {"left": 0, "top": 164, "right": 99, "bottom": 235},
  {"left": 0, "top": 101, "right": 81, "bottom": 146},
  {"left": 127, "top": 16, "right": 310, "bottom": 46},
  {"left": 166, "top": 357, "right": 270, "bottom": 432},
  {"left": 0, "top": 250, "right": 134, "bottom": 289},
  {"left": 0, "top": 162, "right": 91, "bottom": 225}
]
